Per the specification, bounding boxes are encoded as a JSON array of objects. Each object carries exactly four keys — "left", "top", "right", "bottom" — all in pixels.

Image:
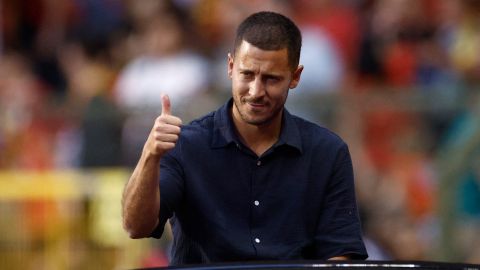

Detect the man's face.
[{"left": 228, "top": 40, "right": 303, "bottom": 126}]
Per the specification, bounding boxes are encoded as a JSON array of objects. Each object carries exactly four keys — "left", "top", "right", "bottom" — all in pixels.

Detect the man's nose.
[{"left": 249, "top": 77, "right": 265, "bottom": 98}]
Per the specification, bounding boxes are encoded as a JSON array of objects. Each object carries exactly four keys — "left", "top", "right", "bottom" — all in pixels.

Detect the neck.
[{"left": 232, "top": 108, "right": 283, "bottom": 157}]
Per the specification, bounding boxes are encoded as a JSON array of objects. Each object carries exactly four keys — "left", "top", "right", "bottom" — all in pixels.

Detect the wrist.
[{"left": 142, "top": 147, "right": 163, "bottom": 163}]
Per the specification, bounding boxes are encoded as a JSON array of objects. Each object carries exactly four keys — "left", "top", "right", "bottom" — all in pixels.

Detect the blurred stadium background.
[{"left": 0, "top": 0, "right": 480, "bottom": 269}]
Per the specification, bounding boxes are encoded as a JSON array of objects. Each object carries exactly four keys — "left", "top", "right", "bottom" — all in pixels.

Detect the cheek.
[
  {"left": 269, "top": 85, "right": 290, "bottom": 100},
  {"left": 232, "top": 77, "right": 248, "bottom": 94}
]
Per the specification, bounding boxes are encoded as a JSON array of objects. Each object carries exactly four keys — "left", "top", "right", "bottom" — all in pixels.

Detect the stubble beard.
[{"left": 233, "top": 96, "right": 285, "bottom": 127}]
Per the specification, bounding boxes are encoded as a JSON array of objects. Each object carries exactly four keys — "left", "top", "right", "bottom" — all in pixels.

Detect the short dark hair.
[{"left": 233, "top": 11, "right": 302, "bottom": 70}]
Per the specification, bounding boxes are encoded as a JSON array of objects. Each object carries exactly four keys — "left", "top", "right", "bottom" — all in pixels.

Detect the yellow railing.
[{"left": 0, "top": 169, "right": 170, "bottom": 270}]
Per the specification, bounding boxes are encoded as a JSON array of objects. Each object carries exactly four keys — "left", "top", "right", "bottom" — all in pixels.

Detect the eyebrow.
[
  {"left": 238, "top": 67, "right": 283, "bottom": 78},
  {"left": 238, "top": 68, "right": 254, "bottom": 73}
]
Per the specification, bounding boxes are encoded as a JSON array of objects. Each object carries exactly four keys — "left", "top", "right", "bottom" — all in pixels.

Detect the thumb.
[{"left": 161, "top": 94, "right": 171, "bottom": 115}]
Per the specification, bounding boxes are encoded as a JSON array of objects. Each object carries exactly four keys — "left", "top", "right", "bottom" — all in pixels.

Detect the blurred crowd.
[{"left": 1, "top": 0, "right": 480, "bottom": 264}]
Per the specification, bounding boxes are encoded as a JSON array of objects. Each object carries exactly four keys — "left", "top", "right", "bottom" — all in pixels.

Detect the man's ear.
[
  {"left": 227, "top": 53, "right": 234, "bottom": 78},
  {"left": 289, "top": 65, "right": 304, "bottom": 89}
]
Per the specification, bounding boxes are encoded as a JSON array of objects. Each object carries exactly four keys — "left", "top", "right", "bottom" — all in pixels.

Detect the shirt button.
[
  {"left": 254, "top": 200, "right": 260, "bottom": 206},
  {"left": 257, "top": 160, "right": 261, "bottom": 166},
  {"left": 254, "top": 238, "right": 261, "bottom": 244}
]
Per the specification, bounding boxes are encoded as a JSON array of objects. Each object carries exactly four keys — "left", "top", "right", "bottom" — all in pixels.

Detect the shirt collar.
[
  {"left": 211, "top": 98, "right": 303, "bottom": 153},
  {"left": 212, "top": 99, "right": 238, "bottom": 148},
  {"left": 277, "top": 109, "right": 303, "bottom": 153}
]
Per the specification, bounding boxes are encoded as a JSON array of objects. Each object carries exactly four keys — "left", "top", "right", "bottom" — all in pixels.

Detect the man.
[{"left": 122, "top": 11, "right": 368, "bottom": 264}]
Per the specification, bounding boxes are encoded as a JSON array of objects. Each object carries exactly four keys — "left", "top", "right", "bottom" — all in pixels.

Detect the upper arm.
[
  {"left": 314, "top": 143, "right": 368, "bottom": 259},
  {"left": 150, "top": 149, "right": 185, "bottom": 238}
]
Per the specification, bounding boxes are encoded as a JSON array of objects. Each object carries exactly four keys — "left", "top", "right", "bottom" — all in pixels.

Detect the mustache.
[{"left": 244, "top": 97, "right": 267, "bottom": 104}]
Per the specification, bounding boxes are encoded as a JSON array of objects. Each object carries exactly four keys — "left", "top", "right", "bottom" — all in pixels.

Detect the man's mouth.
[{"left": 247, "top": 101, "right": 268, "bottom": 111}]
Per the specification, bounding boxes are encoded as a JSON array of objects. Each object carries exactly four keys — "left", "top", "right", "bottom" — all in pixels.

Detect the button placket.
[{"left": 251, "top": 157, "right": 265, "bottom": 252}]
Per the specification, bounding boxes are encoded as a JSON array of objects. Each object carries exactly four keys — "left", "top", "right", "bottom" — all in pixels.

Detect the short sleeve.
[
  {"left": 314, "top": 143, "right": 368, "bottom": 259},
  {"left": 150, "top": 146, "right": 185, "bottom": 239}
]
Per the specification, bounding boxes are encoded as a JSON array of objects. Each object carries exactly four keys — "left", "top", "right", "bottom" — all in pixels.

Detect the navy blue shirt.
[{"left": 151, "top": 99, "right": 368, "bottom": 264}]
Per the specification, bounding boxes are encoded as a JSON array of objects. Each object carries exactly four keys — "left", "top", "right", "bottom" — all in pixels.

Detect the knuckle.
[
  {"left": 153, "top": 123, "right": 162, "bottom": 132},
  {"left": 156, "top": 115, "right": 167, "bottom": 123},
  {"left": 164, "top": 142, "right": 175, "bottom": 150},
  {"left": 155, "top": 123, "right": 168, "bottom": 132}
]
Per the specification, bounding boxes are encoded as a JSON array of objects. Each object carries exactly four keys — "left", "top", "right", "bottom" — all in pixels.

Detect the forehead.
[{"left": 234, "top": 40, "right": 290, "bottom": 72}]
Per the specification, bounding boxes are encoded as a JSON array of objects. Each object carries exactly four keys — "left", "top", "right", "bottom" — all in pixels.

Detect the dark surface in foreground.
[{"left": 135, "top": 260, "right": 480, "bottom": 270}]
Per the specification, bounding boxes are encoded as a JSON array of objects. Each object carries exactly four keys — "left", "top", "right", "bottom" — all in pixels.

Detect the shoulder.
[
  {"left": 178, "top": 111, "right": 216, "bottom": 142},
  {"left": 288, "top": 114, "right": 350, "bottom": 163},
  {"left": 292, "top": 115, "right": 346, "bottom": 148},
  {"left": 290, "top": 115, "right": 353, "bottom": 170}
]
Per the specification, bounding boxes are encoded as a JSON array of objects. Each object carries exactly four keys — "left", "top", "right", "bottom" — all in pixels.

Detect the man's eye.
[
  {"left": 241, "top": 72, "right": 253, "bottom": 79},
  {"left": 266, "top": 76, "right": 280, "bottom": 83}
]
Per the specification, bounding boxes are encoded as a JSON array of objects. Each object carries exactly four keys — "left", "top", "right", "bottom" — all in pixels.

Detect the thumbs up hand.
[{"left": 145, "top": 94, "right": 183, "bottom": 157}]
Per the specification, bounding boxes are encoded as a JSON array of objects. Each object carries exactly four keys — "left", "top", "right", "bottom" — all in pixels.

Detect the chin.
[
  {"left": 244, "top": 115, "right": 273, "bottom": 126},
  {"left": 246, "top": 120, "right": 266, "bottom": 126}
]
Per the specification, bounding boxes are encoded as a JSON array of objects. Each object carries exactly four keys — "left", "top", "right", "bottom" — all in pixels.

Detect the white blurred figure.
[
  {"left": 294, "top": 27, "right": 343, "bottom": 93},
  {"left": 285, "top": 26, "right": 344, "bottom": 124},
  {"left": 115, "top": 8, "right": 209, "bottom": 111},
  {"left": 114, "top": 3, "right": 210, "bottom": 165}
]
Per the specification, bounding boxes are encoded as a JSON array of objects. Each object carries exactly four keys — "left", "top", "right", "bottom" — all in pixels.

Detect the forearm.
[
  {"left": 122, "top": 149, "right": 161, "bottom": 238},
  {"left": 122, "top": 94, "right": 182, "bottom": 238},
  {"left": 328, "top": 256, "right": 350, "bottom": 260}
]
